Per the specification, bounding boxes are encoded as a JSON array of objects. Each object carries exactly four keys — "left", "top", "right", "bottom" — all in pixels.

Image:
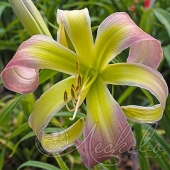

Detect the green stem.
[
  {"left": 134, "top": 123, "right": 150, "bottom": 170},
  {"left": 54, "top": 156, "right": 69, "bottom": 170}
]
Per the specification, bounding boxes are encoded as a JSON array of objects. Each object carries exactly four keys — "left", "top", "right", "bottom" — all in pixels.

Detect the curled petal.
[
  {"left": 94, "top": 12, "right": 162, "bottom": 71},
  {"left": 101, "top": 63, "right": 168, "bottom": 123},
  {"left": 75, "top": 77, "right": 135, "bottom": 168},
  {"left": 1, "top": 35, "right": 81, "bottom": 93},
  {"left": 1, "top": 67, "right": 38, "bottom": 94},
  {"left": 57, "top": 8, "right": 94, "bottom": 66},
  {"left": 8, "top": 0, "right": 51, "bottom": 36},
  {"left": 41, "top": 118, "right": 84, "bottom": 153}
]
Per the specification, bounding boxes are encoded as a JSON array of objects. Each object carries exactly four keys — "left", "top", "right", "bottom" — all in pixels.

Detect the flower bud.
[{"left": 8, "top": 0, "right": 51, "bottom": 36}]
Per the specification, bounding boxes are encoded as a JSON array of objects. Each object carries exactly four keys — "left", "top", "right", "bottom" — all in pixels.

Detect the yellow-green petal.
[
  {"left": 57, "top": 8, "right": 94, "bottom": 67},
  {"left": 41, "top": 118, "right": 84, "bottom": 153},
  {"left": 8, "top": 0, "right": 51, "bottom": 36},
  {"left": 101, "top": 63, "right": 168, "bottom": 123},
  {"left": 29, "top": 77, "right": 74, "bottom": 136}
]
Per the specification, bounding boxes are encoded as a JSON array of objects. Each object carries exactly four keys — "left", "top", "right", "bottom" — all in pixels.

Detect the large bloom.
[{"left": 1, "top": 8, "right": 168, "bottom": 168}]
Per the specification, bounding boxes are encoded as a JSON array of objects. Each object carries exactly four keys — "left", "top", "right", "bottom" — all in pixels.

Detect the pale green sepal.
[
  {"left": 40, "top": 118, "right": 84, "bottom": 153},
  {"left": 8, "top": 0, "right": 51, "bottom": 36},
  {"left": 122, "top": 104, "right": 162, "bottom": 123}
]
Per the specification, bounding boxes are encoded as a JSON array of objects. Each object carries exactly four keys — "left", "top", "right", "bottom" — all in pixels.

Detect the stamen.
[
  {"left": 64, "top": 90, "right": 75, "bottom": 112},
  {"left": 85, "top": 74, "right": 97, "bottom": 91},
  {"left": 69, "top": 95, "right": 81, "bottom": 121},
  {"left": 64, "top": 61, "right": 93, "bottom": 121},
  {"left": 71, "top": 87, "right": 76, "bottom": 100},
  {"left": 66, "top": 103, "right": 75, "bottom": 112}
]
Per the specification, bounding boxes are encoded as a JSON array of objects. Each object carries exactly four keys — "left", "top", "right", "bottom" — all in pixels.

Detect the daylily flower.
[{"left": 1, "top": 8, "right": 168, "bottom": 168}]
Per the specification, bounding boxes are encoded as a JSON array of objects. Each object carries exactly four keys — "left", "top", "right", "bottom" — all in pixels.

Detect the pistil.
[{"left": 64, "top": 61, "right": 97, "bottom": 121}]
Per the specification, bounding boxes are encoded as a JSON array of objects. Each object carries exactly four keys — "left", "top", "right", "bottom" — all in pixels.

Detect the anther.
[
  {"left": 64, "top": 90, "right": 68, "bottom": 102},
  {"left": 64, "top": 90, "right": 75, "bottom": 112},
  {"left": 78, "top": 74, "right": 82, "bottom": 88},
  {"left": 71, "top": 87, "right": 76, "bottom": 100},
  {"left": 71, "top": 84, "right": 75, "bottom": 89}
]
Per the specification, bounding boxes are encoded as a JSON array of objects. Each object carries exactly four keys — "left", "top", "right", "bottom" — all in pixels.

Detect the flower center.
[{"left": 64, "top": 61, "right": 97, "bottom": 121}]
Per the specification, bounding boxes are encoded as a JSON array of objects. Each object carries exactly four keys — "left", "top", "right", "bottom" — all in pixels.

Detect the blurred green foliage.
[{"left": 1, "top": 0, "right": 170, "bottom": 169}]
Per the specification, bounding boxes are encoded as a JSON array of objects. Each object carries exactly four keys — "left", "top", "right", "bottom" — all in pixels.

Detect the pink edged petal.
[
  {"left": 75, "top": 77, "right": 135, "bottom": 168},
  {"left": 94, "top": 12, "right": 162, "bottom": 71},
  {"left": 1, "top": 35, "right": 82, "bottom": 93}
]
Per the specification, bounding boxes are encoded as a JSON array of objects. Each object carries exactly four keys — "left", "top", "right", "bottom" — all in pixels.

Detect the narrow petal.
[
  {"left": 101, "top": 63, "right": 168, "bottom": 123},
  {"left": 94, "top": 12, "right": 162, "bottom": 71},
  {"left": 75, "top": 77, "right": 135, "bottom": 168},
  {"left": 8, "top": 0, "right": 51, "bottom": 36},
  {"left": 29, "top": 77, "right": 74, "bottom": 136},
  {"left": 57, "top": 17, "right": 75, "bottom": 52},
  {"left": 29, "top": 76, "right": 84, "bottom": 152},
  {"left": 57, "top": 8, "right": 94, "bottom": 66},
  {"left": 1, "top": 35, "right": 84, "bottom": 93}
]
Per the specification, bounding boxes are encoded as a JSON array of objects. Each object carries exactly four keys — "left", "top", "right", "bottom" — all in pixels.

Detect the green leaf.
[
  {"left": 117, "top": 86, "right": 136, "bottom": 104},
  {"left": 160, "top": 94, "right": 170, "bottom": 140},
  {"left": 55, "top": 111, "right": 86, "bottom": 118},
  {"left": 39, "top": 69, "right": 58, "bottom": 85},
  {"left": 17, "top": 160, "right": 60, "bottom": 170},
  {"left": 153, "top": 8, "right": 170, "bottom": 37},
  {"left": 0, "top": 147, "right": 5, "bottom": 170},
  {"left": 0, "top": 95, "right": 23, "bottom": 125},
  {"left": 145, "top": 138, "right": 170, "bottom": 170},
  {"left": 0, "top": 139, "right": 15, "bottom": 153},
  {"left": 0, "top": 2, "right": 10, "bottom": 18},
  {"left": 10, "top": 132, "right": 35, "bottom": 157},
  {"left": 0, "top": 40, "right": 18, "bottom": 50},
  {"left": 163, "top": 44, "right": 170, "bottom": 67},
  {"left": 134, "top": 123, "right": 150, "bottom": 170},
  {"left": 143, "top": 124, "right": 170, "bottom": 158},
  {"left": 63, "top": 2, "right": 113, "bottom": 14},
  {"left": 8, "top": 122, "right": 29, "bottom": 140},
  {"left": 140, "top": 9, "right": 155, "bottom": 34}
]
